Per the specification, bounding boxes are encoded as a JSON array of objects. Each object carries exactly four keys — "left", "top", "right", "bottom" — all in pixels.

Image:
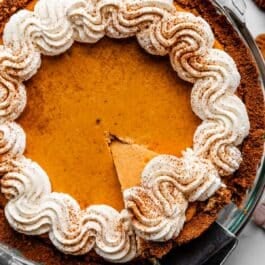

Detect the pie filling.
[{"left": 18, "top": 38, "right": 199, "bottom": 210}]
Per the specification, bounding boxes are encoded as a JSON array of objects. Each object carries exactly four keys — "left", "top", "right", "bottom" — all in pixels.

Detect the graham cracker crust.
[
  {"left": 0, "top": 0, "right": 264, "bottom": 264},
  {"left": 0, "top": 0, "right": 31, "bottom": 34}
]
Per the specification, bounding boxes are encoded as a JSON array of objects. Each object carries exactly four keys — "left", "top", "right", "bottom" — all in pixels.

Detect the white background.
[{"left": 226, "top": 1, "right": 265, "bottom": 265}]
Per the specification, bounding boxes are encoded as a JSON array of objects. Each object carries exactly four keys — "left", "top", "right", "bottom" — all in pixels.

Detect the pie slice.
[{"left": 108, "top": 135, "right": 158, "bottom": 191}]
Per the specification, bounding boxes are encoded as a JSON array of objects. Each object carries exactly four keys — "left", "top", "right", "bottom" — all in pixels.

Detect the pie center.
[{"left": 17, "top": 37, "right": 200, "bottom": 210}]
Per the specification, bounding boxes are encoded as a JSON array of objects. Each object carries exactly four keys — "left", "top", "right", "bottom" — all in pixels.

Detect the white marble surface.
[
  {"left": 246, "top": 0, "right": 265, "bottom": 36},
  {"left": 226, "top": 220, "right": 265, "bottom": 265},
  {"left": 225, "top": 1, "right": 265, "bottom": 265}
]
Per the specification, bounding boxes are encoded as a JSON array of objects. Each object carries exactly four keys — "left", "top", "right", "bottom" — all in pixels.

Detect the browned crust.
[
  {"left": 254, "top": 0, "right": 265, "bottom": 9},
  {"left": 0, "top": 0, "right": 31, "bottom": 35},
  {"left": 0, "top": 0, "right": 264, "bottom": 264}
]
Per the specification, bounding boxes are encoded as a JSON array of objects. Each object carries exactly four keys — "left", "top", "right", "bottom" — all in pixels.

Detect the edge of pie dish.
[{"left": 0, "top": 0, "right": 250, "bottom": 263}]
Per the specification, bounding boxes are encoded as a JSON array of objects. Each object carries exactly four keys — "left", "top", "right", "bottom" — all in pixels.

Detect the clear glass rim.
[{"left": 213, "top": 0, "right": 265, "bottom": 235}]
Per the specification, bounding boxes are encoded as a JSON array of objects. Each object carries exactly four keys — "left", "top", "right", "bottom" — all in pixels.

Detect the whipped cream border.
[{"left": 0, "top": 0, "right": 250, "bottom": 263}]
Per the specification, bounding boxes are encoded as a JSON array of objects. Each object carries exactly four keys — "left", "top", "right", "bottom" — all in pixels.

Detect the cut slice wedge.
[{"left": 109, "top": 136, "right": 157, "bottom": 191}]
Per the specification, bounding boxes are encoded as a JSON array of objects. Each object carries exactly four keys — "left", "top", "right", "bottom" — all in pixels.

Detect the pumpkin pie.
[{"left": 0, "top": 0, "right": 264, "bottom": 264}]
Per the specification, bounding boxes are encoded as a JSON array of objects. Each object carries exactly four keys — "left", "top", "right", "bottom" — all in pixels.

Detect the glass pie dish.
[
  {"left": 0, "top": 0, "right": 264, "bottom": 265},
  {"left": 213, "top": 0, "right": 265, "bottom": 236}
]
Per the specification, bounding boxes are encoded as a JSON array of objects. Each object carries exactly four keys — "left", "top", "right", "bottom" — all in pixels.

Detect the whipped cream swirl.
[
  {"left": 170, "top": 41, "right": 250, "bottom": 176},
  {"left": 124, "top": 184, "right": 187, "bottom": 242},
  {"left": 1, "top": 158, "right": 137, "bottom": 263},
  {"left": 0, "top": 122, "right": 25, "bottom": 173},
  {"left": 141, "top": 149, "right": 222, "bottom": 202},
  {"left": 0, "top": 0, "right": 250, "bottom": 261},
  {"left": 124, "top": 149, "right": 222, "bottom": 241},
  {"left": 0, "top": 71, "right": 27, "bottom": 122}
]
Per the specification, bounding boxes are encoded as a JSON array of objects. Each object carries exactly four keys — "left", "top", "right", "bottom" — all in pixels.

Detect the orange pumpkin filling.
[
  {"left": 1, "top": 1, "right": 223, "bottom": 211},
  {"left": 19, "top": 38, "right": 199, "bottom": 210}
]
